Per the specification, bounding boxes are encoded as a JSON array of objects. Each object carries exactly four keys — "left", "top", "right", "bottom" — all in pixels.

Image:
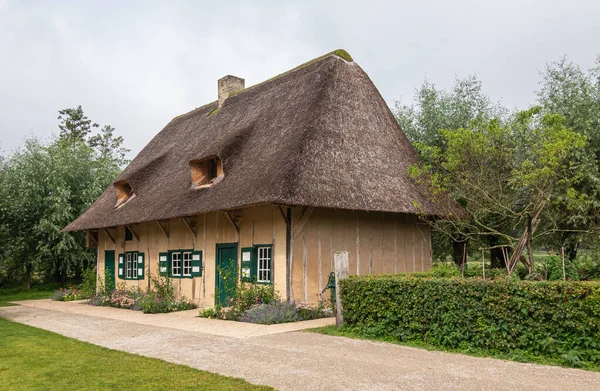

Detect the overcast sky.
[{"left": 1, "top": 0, "right": 599, "bottom": 157}]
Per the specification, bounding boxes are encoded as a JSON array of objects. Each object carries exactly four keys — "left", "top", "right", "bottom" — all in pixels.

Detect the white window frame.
[
  {"left": 172, "top": 252, "right": 182, "bottom": 277},
  {"left": 182, "top": 251, "right": 192, "bottom": 277},
  {"left": 257, "top": 246, "right": 272, "bottom": 283},
  {"left": 132, "top": 252, "right": 138, "bottom": 279},
  {"left": 125, "top": 252, "right": 138, "bottom": 280}
]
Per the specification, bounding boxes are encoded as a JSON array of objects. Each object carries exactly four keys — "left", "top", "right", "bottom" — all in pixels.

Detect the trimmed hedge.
[{"left": 340, "top": 275, "right": 600, "bottom": 366}]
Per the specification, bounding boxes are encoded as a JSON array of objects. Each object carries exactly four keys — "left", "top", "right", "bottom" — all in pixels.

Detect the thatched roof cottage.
[{"left": 65, "top": 49, "right": 456, "bottom": 306}]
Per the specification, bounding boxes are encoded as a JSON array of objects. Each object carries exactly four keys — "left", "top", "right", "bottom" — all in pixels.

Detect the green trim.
[
  {"left": 158, "top": 252, "right": 169, "bottom": 277},
  {"left": 240, "top": 247, "right": 254, "bottom": 283},
  {"left": 215, "top": 243, "right": 239, "bottom": 307},
  {"left": 119, "top": 251, "right": 144, "bottom": 280},
  {"left": 191, "top": 250, "right": 203, "bottom": 277},
  {"left": 168, "top": 249, "right": 195, "bottom": 279},
  {"left": 253, "top": 244, "right": 273, "bottom": 285}
]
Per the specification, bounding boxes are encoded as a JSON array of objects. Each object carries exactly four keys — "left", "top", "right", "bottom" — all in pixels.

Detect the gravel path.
[{"left": 1, "top": 301, "right": 599, "bottom": 391}]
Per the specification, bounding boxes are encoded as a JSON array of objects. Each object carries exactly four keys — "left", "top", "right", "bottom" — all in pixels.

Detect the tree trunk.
[
  {"left": 452, "top": 238, "right": 467, "bottom": 266},
  {"left": 488, "top": 235, "right": 505, "bottom": 269},
  {"left": 25, "top": 262, "right": 32, "bottom": 291},
  {"left": 526, "top": 214, "right": 535, "bottom": 274},
  {"left": 507, "top": 202, "right": 545, "bottom": 273},
  {"left": 566, "top": 243, "right": 578, "bottom": 261}
]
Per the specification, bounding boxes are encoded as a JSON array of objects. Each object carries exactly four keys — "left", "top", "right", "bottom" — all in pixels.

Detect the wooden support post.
[
  {"left": 102, "top": 228, "right": 115, "bottom": 245},
  {"left": 285, "top": 207, "right": 292, "bottom": 301},
  {"left": 561, "top": 246, "right": 566, "bottom": 281},
  {"left": 482, "top": 249, "right": 485, "bottom": 279},
  {"left": 334, "top": 251, "right": 349, "bottom": 327}
]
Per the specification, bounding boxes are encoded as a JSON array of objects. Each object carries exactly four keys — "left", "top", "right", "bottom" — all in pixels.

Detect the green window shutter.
[
  {"left": 117, "top": 253, "right": 125, "bottom": 279},
  {"left": 137, "top": 252, "right": 145, "bottom": 280},
  {"left": 158, "top": 252, "right": 169, "bottom": 277},
  {"left": 191, "top": 251, "right": 202, "bottom": 277},
  {"left": 251, "top": 246, "right": 258, "bottom": 281},
  {"left": 241, "top": 247, "right": 253, "bottom": 282}
]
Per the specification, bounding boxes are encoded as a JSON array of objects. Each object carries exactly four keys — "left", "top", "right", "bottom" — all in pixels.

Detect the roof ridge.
[
  {"left": 226, "top": 49, "right": 353, "bottom": 100},
  {"left": 171, "top": 49, "right": 352, "bottom": 122}
]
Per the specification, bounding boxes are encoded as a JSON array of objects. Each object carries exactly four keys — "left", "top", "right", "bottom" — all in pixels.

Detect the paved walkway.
[{"left": 1, "top": 300, "right": 599, "bottom": 391}]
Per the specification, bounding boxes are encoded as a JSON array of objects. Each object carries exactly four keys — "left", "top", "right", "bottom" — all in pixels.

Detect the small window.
[
  {"left": 172, "top": 252, "right": 181, "bottom": 277},
  {"left": 257, "top": 246, "right": 272, "bottom": 283},
  {"left": 190, "top": 157, "right": 223, "bottom": 189},
  {"left": 125, "top": 252, "right": 138, "bottom": 279},
  {"left": 166, "top": 250, "right": 202, "bottom": 278},
  {"left": 114, "top": 181, "right": 135, "bottom": 208},
  {"left": 118, "top": 252, "right": 144, "bottom": 280},
  {"left": 125, "top": 227, "right": 133, "bottom": 241}
]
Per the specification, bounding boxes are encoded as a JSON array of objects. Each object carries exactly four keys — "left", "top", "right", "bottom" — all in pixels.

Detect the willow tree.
[
  {"left": 537, "top": 57, "right": 600, "bottom": 259},
  {"left": 0, "top": 107, "right": 127, "bottom": 288},
  {"left": 395, "top": 76, "right": 506, "bottom": 265},
  {"left": 410, "top": 107, "right": 587, "bottom": 275}
]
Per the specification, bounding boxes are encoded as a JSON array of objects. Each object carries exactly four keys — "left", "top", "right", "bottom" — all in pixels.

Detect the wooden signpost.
[{"left": 334, "top": 251, "right": 349, "bottom": 326}]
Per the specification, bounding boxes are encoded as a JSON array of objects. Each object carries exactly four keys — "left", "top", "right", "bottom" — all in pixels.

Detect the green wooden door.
[
  {"left": 104, "top": 250, "right": 116, "bottom": 291},
  {"left": 215, "top": 243, "right": 238, "bottom": 307}
]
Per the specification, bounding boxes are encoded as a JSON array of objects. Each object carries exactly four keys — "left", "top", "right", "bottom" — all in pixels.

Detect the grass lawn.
[
  {"left": 308, "top": 325, "right": 600, "bottom": 372},
  {"left": 0, "top": 317, "right": 273, "bottom": 391},
  {"left": 0, "top": 287, "right": 55, "bottom": 307}
]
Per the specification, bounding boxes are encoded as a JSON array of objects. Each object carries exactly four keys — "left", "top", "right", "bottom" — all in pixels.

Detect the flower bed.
[
  {"left": 88, "top": 275, "right": 197, "bottom": 314},
  {"left": 51, "top": 285, "right": 89, "bottom": 302}
]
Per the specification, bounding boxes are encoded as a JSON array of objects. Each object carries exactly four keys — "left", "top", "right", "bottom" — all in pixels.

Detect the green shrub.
[
  {"left": 140, "top": 294, "right": 197, "bottom": 314},
  {"left": 199, "top": 307, "right": 219, "bottom": 319},
  {"left": 340, "top": 275, "right": 600, "bottom": 367},
  {"left": 579, "top": 257, "right": 600, "bottom": 280},
  {"left": 79, "top": 267, "right": 97, "bottom": 296}
]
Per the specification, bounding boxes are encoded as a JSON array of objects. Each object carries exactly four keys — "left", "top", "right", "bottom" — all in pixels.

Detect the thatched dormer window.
[
  {"left": 114, "top": 181, "right": 135, "bottom": 208},
  {"left": 190, "top": 156, "right": 223, "bottom": 189}
]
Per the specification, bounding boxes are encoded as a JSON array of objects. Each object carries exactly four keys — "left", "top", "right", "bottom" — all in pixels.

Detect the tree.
[
  {"left": 395, "top": 76, "right": 506, "bottom": 266},
  {"left": 410, "top": 107, "right": 587, "bottom": 275},
  {"left": 58, "top": 105, "right": 98, "bottom": 141},
  {"left": 0, "top": 107, "right": 126, "bottom": 288},
  {"left": 537, "top": 57, "right": 600, "bottom": 259}
]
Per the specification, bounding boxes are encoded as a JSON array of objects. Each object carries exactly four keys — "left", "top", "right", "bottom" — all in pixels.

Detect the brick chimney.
[{"left": 218, "top": 75, "right": 245, "bottom": 108}]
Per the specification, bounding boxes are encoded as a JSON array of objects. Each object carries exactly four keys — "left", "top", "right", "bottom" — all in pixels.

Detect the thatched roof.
[{"left": 64, "top": 50, "right": 460, "bottom": 232}]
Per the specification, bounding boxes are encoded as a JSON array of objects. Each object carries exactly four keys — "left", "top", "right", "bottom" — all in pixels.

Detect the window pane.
[
  {"left": 126, "top": 253, "right": 132, "bottom": 278},
  {"left": 172, "top": 252, "right": 181, "bottom": 276},
  {"left": 183, "top": 252, "right": 191, "bottom": 276},
  {"left": 132, "top": 253, "right": 138, "bottom": 278},
  {"left": 257, "top": 247, "right": 271, "bottom": 283}
]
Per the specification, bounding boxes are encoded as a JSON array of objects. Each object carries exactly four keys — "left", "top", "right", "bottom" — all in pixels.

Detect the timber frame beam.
[
  {"left": 181, "top": 217, "right": 196, "bottom": 237},
  {"left": 126, "top": 225, "right": 140, "bottom": 241},
  {"left": 156, "top": 220, "right": 169, "bottom": 239},
  {"left": 102, "top": 228, "right": 115, "bottom": 245},
  {"left": 293, "top": 206, "right": 314, "bottom": 238},
  {"left": 224, "top": 211, "right": 240, "bottom": 235},
  {"left": 277, "top": 206, "right": 288, "bottom": 224}
]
